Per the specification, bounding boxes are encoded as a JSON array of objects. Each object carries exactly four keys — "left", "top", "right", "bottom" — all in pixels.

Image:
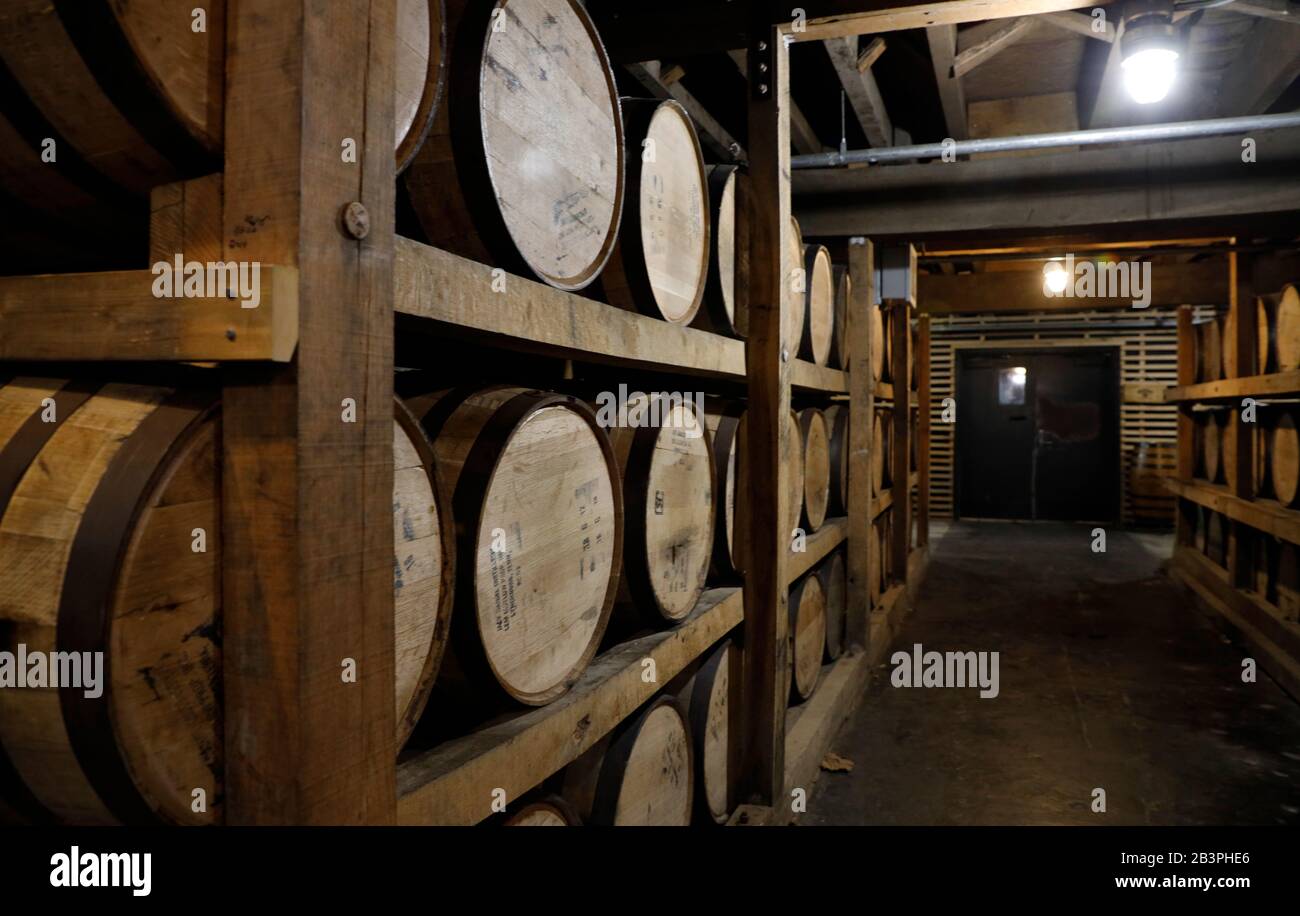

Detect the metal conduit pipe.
[{"left": 791, "top": 111, "right": 1300, "bottom": 169}]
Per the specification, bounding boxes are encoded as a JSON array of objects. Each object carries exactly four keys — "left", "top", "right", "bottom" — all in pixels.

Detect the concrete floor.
[{"left": 803, "top": 521, "right": 1300, "bottom": 826}]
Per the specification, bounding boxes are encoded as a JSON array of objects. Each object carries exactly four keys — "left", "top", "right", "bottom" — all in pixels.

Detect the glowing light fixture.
[
  {"left": 1043, "top": 260, "right": 1069, "bottom": 294},
  {"left": 1121, "top": 1, "right": 1180, "bottom": 105}
]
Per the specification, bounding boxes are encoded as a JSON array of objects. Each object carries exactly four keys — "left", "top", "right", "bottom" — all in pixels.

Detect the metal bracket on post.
[{"left": 748, "top": 0, "right": 779, "bottom": 100}]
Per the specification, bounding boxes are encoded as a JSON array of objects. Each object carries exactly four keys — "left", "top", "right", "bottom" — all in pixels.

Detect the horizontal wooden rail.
[
  {"left": 792, "top": 360, "right": 848, "bottom": 394},
  {"left": 1164, "top": 478, "right": 1300, "bottom": 546},
  {"left": 0, "top": 267, "right": 298, "bottom": 362},
  {"left": 395, "top": 237, "right": 746, "bottom": 380},
  {"left": 789, "top": 517, "right": 848, "bottom": 583},
  {"left": 781, "top": 648, "right": 871, "bottom": 813},
  {"left": 396, "top": 587, "right": 743, "bottom": 825},
  {"left": 1165, "top": 372, "right": 1300, "bottom": 403},
  {"left": 1171, "top": 546, "right": 1300, "bottom": 699},
  {"left": 395, "top": 238, "right": 851, "bottom": 395}
]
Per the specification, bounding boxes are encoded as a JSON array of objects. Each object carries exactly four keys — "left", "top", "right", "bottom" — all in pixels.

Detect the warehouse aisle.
[{"left": 803, "top": 522, "right": 1300, "bottom": 826}]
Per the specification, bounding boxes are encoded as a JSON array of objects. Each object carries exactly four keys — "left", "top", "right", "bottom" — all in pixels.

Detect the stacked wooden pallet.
[{"left": 1166, "top": 264, "right": 1300, "bottom": 699}]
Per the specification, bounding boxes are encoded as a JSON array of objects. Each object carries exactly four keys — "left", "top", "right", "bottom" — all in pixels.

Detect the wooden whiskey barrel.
[
  {"left": 684, "top": 641, "right": 732, "bottom": 824},
  {"left": 831, "top": 266, "right": 852, "bottom": 370},
  {"left": 824, "top": 403, "right": 849, "bottom": 517},
  {"left": 405, "top": 0, "right": 622, "bottom": 291},
  {"left": 598, "top": 98, "right": 709, "bottom": 323},
  {"left": 787, "top": 217, "right": 806, "bottom": 358},
  {"left": 819, "top": 551, "right": 847, "bottom": 662},
  {"left": 692, "top": 165, "right": 745, "bottom": 337},
  {"left": 1257, "top": 285, "right": 1300, "bottom": 374},
  {"left": 1278, "top": 285, "right": 1300, "bottom": 372},
  {"left": 564, "top": 695, "right": 693, "bottom": 826},
  {"left": 798, "top": 408, "right": 831, "bottom": 532},
  {"left": 0, "top": 381, "right": 455, "bottom": 825},
  {"left": 502, "top": 796, "right": 581, "bottom": 826},
  {"left": 800, "top": 245, "right": 835, "bottom": 366},
  {"left": 703, "top": 400, "right": 745, "bottom": 580},
  {"left": 1195, "top": 318, "right": 1223, "bottom": 383},
  {"left": 789, "top": 573, "right": 826, "bottom": 702},
  {"left": 0, "top": 0, "right": 445, "bottom": 259},
  {"left": 1221, "top": 414, "right": 1263, "bottom": 495},
  {"left": 1270, "top": 410, "right": 1299, "bottom": 507},
  {"left": 606, "top": 392, "right": 714, "bottom": 624},
  {"left": 391, "top": 401, "right": 458, "bottom": 744},
  {"left": 404, "top": 385, "right": 621, "bottom": 705},
  {"left": 0, "top": 381, "right": 220, "bottom": 826},
  {"left": 1222, "top": 306, "right": 1247, "bottom": 378},
  {"left": 870, "top": 302, "right": 886, "bottom": 383},
  {"left": 1202, "top": 410, "right": 1224, "bottom": 484}
]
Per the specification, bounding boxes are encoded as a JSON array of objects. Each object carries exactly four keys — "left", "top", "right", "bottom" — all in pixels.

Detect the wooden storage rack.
[
  {"left": 0, "top": 1, "right": 936, "bottom": 827},
  {"left": 1164, "top": 251, "right": 1300, "bottom": 699}
]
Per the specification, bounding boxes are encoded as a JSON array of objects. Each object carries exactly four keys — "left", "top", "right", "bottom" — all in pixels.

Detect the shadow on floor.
[{"left": 803, "top": 521, "right": 1300, "bottom": 826}]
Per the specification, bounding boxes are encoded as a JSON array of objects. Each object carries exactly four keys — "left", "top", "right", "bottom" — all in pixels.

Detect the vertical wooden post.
[
  {"left": 738, "top": 18, "right": 790, "bottom": 809},
  {"left": 846, "top": 238, "right": 874, "bottom": 647},
  {"left": 220, "top": 0, "right": 397, "bottom": 824},
  {"left": 916, "top": 314, "right": 932, "bottom": 549},
  {"left": 889, "top": 301, "right": 911, "bottom": 582},
  {"left": 1226, "top": 250, "right": 1254, "bottom": 588},
  {"left": 1175, "top": 305, "right": 1195, "bottom": 547}
]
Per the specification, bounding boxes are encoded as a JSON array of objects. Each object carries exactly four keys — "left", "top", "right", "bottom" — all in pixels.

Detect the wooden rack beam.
[
  {"left": 0, "top": 268, "right": 298, "bottom": 362},
  {"left": 395, "top": 588, "right": 743, "bottom": 826},
  {"left": 782, "top": 649, "right": 871, "bottom": 811},
  {"left": 792, "top": 361, "right": 849, "bottom": 393},
  {"left": 1165, "top": 479, "right": 1300, "bottom": 547},
  {"left": 1164, "top": 371, "right": 1300, "bottom": 402},
  {"left": 395, "top": 238, "right": 744, "bottom": 379},
  {"left": 1171, "top": 547, "right": 1300, "bottom": 700},
  {"left": 789, "top": 518, "right": 849, "bottom": 583}
]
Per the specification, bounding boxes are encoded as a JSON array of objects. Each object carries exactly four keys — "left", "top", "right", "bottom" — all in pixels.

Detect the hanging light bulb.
[
  {"left": 1043, "top": 260, "right": 1069, "bottom": 295},
  {"left": 1121, "top": 1, "right": 1180, "bottom": 105},
  {"left": 1123, "top": 47, "right": 1179, "bottom": 105}
]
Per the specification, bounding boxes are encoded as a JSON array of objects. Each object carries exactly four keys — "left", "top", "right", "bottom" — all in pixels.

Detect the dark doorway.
[{"left": 956, "top": 347, "right": 1120, "bottom": 522}]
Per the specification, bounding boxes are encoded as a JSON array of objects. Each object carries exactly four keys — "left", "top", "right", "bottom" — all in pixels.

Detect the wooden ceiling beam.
[
  {"left": 826, "top": 36, "right": 893, "bottom": 147},
  {"left": 1213, "top": 20, "right": 1300, "bottom": 116},
  {"left": 795, "top": 0, "right": 1114, "bottom": 42},
  {"left": 1230, "top": 0, "right": 1300, "bottom": 23},
  {"left": 1040, "top": 10, "right": 1115, "bottom": 42},
  {"left": 952, "top": 17, "right": 1036, "bottom": 79},
  {"left": 625, "top": 60, "right": 746, "bottom": 161},
  {"left": 926, "top": 25, "right": 968, "bottom": 139},
  {"left": 587, "top": 1, "right": 1111, "bottom": 62},
  {"left": 857, "top": 36, "right": 887, "bottom": 71}
]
